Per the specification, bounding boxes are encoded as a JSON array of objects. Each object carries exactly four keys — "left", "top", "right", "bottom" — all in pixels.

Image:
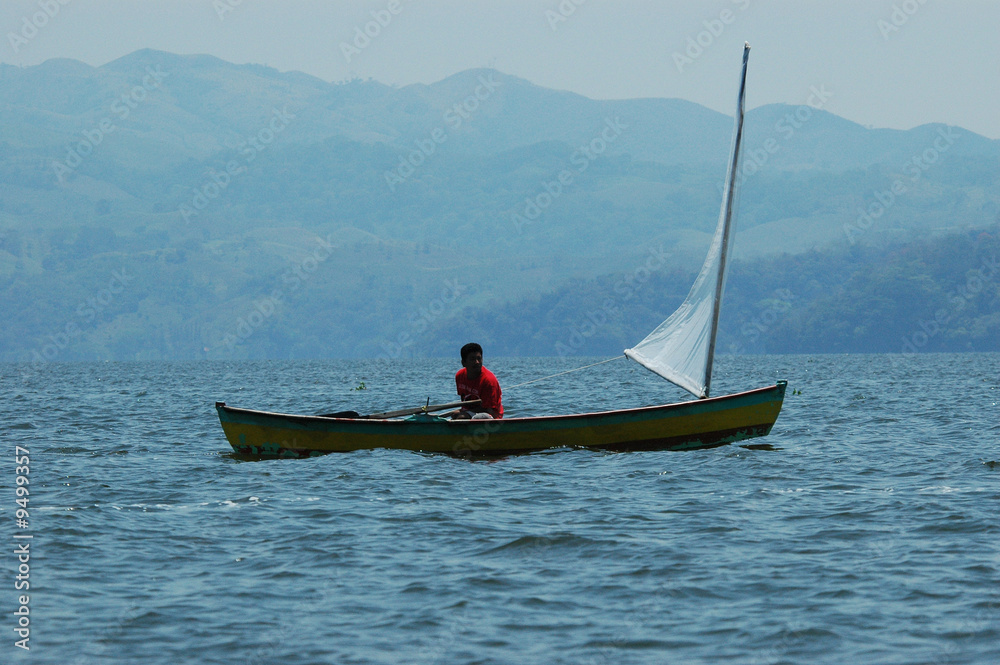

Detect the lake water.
[{"left": 3, "top": 353, "right": 999, "bottom": 664}]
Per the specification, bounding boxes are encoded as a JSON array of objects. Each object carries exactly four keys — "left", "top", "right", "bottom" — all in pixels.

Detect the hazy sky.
[{"left": 2, "top": 0, "right": 998, "bottom": 138}]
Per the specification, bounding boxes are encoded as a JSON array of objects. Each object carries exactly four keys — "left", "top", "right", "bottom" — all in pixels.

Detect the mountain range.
[{"left": 1, "top": 49, "right": 997, "bottom": 361}]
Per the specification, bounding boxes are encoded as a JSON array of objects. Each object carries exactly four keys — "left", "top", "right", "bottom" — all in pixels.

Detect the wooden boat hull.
[{"left": 216, "top": 381, "right": 786, "bottom": 458}]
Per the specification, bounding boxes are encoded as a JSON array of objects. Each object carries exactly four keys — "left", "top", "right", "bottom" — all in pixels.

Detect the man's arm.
[{"left": 481, "top": 376, "right": 501, "bottom": 418}]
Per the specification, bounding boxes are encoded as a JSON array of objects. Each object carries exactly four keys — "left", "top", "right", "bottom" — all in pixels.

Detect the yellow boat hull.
[{"left": 216, "top": 382, "right": 786, "bottom": 458}]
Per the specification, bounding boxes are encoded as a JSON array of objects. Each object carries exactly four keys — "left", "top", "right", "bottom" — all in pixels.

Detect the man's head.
[{"left": 460, "top": 342, "right": 483, "bottom": 377}]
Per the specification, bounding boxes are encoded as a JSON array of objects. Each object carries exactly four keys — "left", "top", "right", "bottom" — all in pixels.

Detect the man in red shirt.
[{"left": 454, "top": 342, "right": 503, "bottom": 419}]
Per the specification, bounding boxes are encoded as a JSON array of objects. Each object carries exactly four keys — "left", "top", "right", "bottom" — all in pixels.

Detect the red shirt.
[{"left": 455, "top": 367, "right": 503, "bottom": 418}]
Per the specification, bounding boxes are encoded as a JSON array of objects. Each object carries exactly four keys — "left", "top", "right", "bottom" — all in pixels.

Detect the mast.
[{"left": 704, "top": 42, "right": 750, "bottom": 397}]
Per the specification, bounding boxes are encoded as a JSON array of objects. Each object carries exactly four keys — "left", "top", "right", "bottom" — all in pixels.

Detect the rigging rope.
[{"left": 505, "top": 355, "right": 625, "bottom": 391}]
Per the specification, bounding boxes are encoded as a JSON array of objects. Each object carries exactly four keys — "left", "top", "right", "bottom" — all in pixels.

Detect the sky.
[{"left": 2, "top": 0, "right": 999, "bottom": 139}]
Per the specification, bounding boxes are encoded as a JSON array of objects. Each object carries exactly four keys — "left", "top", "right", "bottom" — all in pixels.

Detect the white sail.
[{"left": 624, "top": 43, "right": 750, "bottom": 399}]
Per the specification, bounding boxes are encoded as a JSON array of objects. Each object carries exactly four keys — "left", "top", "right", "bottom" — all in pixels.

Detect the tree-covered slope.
[{"left": 1, "top": 50, "right": 998, "bottom": 360}]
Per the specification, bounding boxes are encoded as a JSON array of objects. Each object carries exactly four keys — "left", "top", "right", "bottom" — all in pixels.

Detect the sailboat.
[{"left": 216, "top": 44, "right": 787, "bottom": 458}]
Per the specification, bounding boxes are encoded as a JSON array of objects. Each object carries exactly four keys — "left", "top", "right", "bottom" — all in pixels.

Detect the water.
[{"left": 3, "top": 354, "right": 999, "bottom": 664}]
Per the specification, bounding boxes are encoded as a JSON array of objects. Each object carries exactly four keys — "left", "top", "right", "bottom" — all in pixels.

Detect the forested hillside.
[
  {"left": 422, "top": 226, "right": 1000, "bottom": 357},
  {"left": 1, "top": 50, "right": 998, "bottom": 360}
]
